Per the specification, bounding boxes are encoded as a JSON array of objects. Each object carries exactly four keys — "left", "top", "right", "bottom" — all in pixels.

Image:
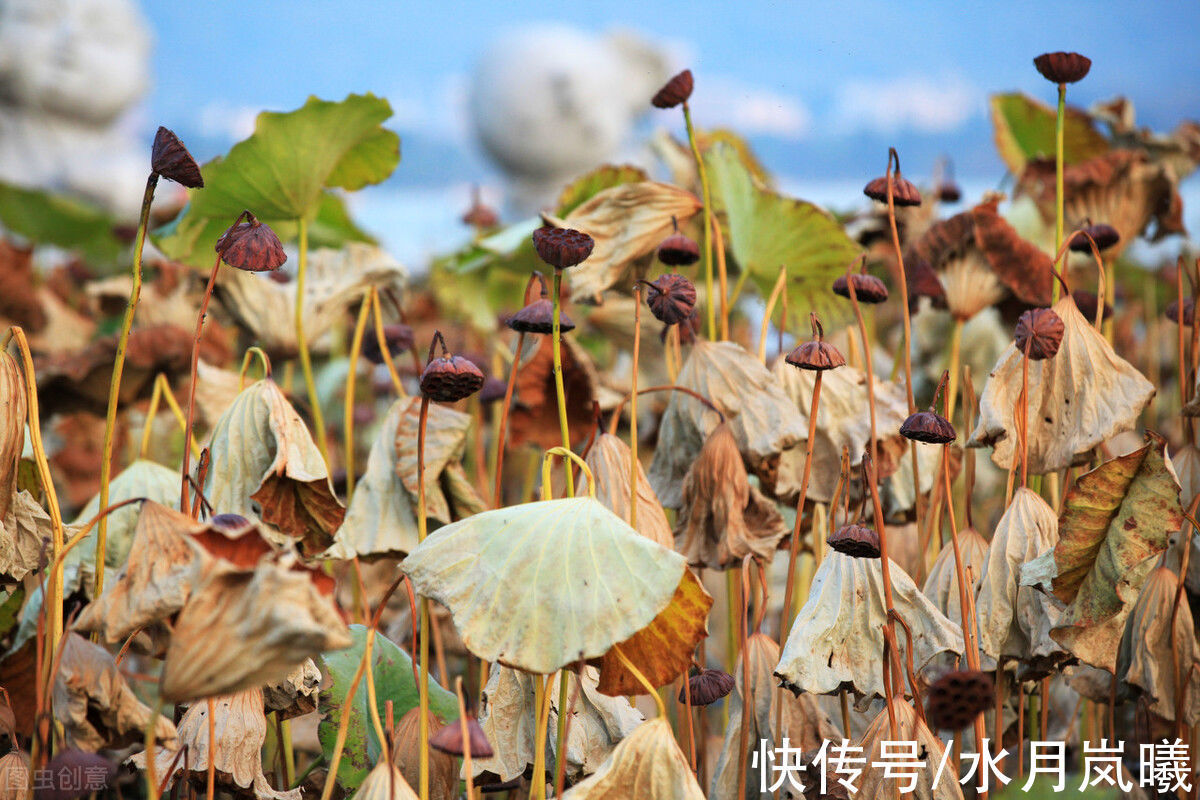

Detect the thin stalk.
[
  {"left": 682, "top": 102, "right": 715, "bottom": 340},
  {"left": 295, "top": 216, "right": 329, "bottom": 462},
  {"left": 551, "top": 267, "right": 575, "bottom": 497},
  {"left": 370, "top": 290, "right": 406, "bottom": 397},
  {"left": 884, "top": 150, "right": 923, "bottom": 550},
  {"left": 96, "top": 172, "right": 158, "bottom": 597},
  {"left": 239, "top": 346, "right": 271, "bottom": 388},
  {"left": 1053, "top": 82, "right": 1066, "bottom": 301},
  {"left": 492, "top": 331, "right": 526, "bottom": 507},
  {"left": 180, "top": 251, "right": 224, "bottom": 515},
  {"left": 140, "top": 374, "right": 200, "bottom": 460},
  {"left": 319, "top": 630, "right": 374, "bottom": 800},
  {"left": 455, "top": 678, "right": 476, "bottom": 800},
  {"left": 713, "top": 215, "right": 730, "bottom": 341},
  {"left": 416, "top": 395, "right": 432, "bottom": 800},
  {"left": 946, "top": 318, "right": 964, "bottom": 424},
  {"left": 630, "top": 285, "right": 641, "bottom": 529},
  {"left": 1179, "top": 258, "right": 1189, "bottom": 441},
  {"left": 1173, "top": 504, "right": 1200, "bottom": 742},
  {"left": 206, "top": 697, "right": 216, "bottom": 800},
  {"left": 757, "top": 266, "right": 787, "bottom": 363},
  {"left": 531, "top": 673, "right": 551, "bottom": 800},
  {"left": 552, "top": 668, "right": 572, "bottom": 798},
  {"left": 344, "top": 292, "right": 373, "bottom": 497},
  {"left": 682, "top": 671, "right": 697, "bottom": 773},
  {"left": 736, "top": 560, "right": 752, "bottom": 800}
]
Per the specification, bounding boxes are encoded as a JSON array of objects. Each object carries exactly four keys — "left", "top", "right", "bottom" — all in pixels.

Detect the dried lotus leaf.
[
  {"left": 263, "top": 659, "right": 321, "bottom": 720},
  {"left": 67, "top": 459, "right": 181, "bottom": 571},
  {"left": 584, "top": 431, "right": 673, "bottom": 548},
  {"left": 54, "top": 632, "right": 176, "bottom": 752},
  {"left": 969, "top": 295, "right": 1154, "bottom": 474},
  {"left": 0, "top": 491, "right": 50, "bottom": 583},
  {"left": 355, "top": 761, "right": 418, "bottom": 800},
  {"left": 0, "top": 351, "right": 25, "bottom": 519},
  {"left": 542, "top": 181, "right": 702, "bottom": 304},
  {"left": 922, "top": 526, "right": 989, "bottom": 625},
  {"left": 650, "top": 341, "right": 805, "bottom": 508},
  {"left": 131, "top": 688, "right": 299, "bottom": 800},
  {"left": 857, "top": 700, "right": 965, "bottom": 800},
  {"left": 395, "top": 396, "right": 483, "bottom": 525},
  {"left": 161, "top": 555, "right": 351, "bottom": 702},
  {"left": 507, "top": 335, "right": 598, "bottom": 451},
  {"left": 1116, "top": 566, "right": 1200, "bottom": 724},
  {"left": 204, "top": 380, "right": 344, "bottom": 556},
  {"left": 775, "top": 552, "right": 963, "bottom": 707},
  {"left": 711, "top": 633, "right": 840, "bottom": 799},
  {"left": 772, "top": 358, "right": 908, "bottom": 504},
  {"left": 472, "top": 664, "right": 643, "bottom": 784},
  {"left": 975, "top": 488, "right": 1068, "bottom": 675},
  {"left": 561, "top": 718, "right": 704, "bottom": 799},
  {"left": 402, "top": 496, "right": 707, "bottom": 677}
]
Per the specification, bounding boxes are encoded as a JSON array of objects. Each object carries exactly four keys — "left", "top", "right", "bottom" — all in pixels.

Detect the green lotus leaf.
[
  {"left": 556, "top": 164, "right": 649, "bottom": 217},
  {"left": 705, "top": 141, "right": 860, "bottom": 327},
  {"left": 155, "top": 93, "right": 397, "bottom": 267},
  {"left": 989, "top": 92, "right": 1110, "bottom": 174},
  {"left": 401, "top": 496, "right": 693, "bottom": 675},
  {"left": 0, "top": 181, "right": 122, "bottom": 265}
]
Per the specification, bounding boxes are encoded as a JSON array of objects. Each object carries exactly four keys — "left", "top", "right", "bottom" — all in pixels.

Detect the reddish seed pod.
[
  {"left": 361, "top": 323, "right": 414, "bottom": 364},
  {"left": 151, "top": 126, "right": 204, "bottom": 188},
  {"left": 644, "top": 274, "right": 697, "bottom": 326},
  {"left": 532, "top": 226, "right": 594, "bottom": 269},
  {"left": 215, "top": 212, "right": 287, "bottom": 272},
  {"left": 1033, "top": 51, "right": 1092, "bottom": 84},
  {"left": 1071, "top": 290, "right": 1112, "bottom": 323},
  {"left": 1070, "top": 223, "right": 1120, "bottom": 252},
  {"left": 651, "top": 69, "right": 694, "bottom": 109},
  {"left": 420, "top": 333, "right": 485, "bottom": 402},
  {"left": 827, "top": 523, "right": 881, "bottom": 559},
  {"left": 785, "top": 313, "right": 845, "bottom": 371},
  {"left": 678, "top": 668, "right": 735, "bottom": 706},
  {"left": 657, "top": 232, "right": 700, "bottom": 266},
  {"left": 935, "top": 181, "right": 962, "bottom": 204},
  {"left": 863, "top": 174, "right": 922, "bottom": 207},
  {"left": 1014, "top": 307, "right": 1066, "bottom": 360},
  {"left": 1167, "top": 298, "right": 1195, "bottom": 327},
  {"left": 832, "top": 273, "right": 889, "bottom": 304},
  {"left": 508, "top": 298, "right": 575, "bottom": 335},
  {"left": 900, "top": 411, "right": 956, "bottom": 444},
  {"left": 430, "top": 716, "right": 494, "bottom": 759}
]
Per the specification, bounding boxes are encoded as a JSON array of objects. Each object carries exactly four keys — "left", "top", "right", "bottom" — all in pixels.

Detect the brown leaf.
[
  {"left": 585, "top": 431, "right": 673, "bottom": 548},
  {"left": 856, "top": 701, "right": 964, "bottom": 800},
  {"left": 0, "top": 241, "right": 45, "bottom": 331},
  {"left": 673, "top": 424, "right": 787, "bottom": 569},
  {"left": 263, "top": 659, "right": 321, "bottom": 720},
  {"left": 54, "top": 632, "right": 176, "bottom": 751},
  {"left": 0, "top": 491, "right": 50, "bottom": 584},
  {"left": 507, "top": 335, "right": 598, "bottom": 451},
  {"left": 132, "top": 688, "right": 299, "bottom": 800},
  {"left": 206, "top": 380, "right": 345, "bottom": 556},
  {"left": 160, "top": 555, "right": 351, "bottom": 703},
  {"left": 395, "top": 397, "right": 481, "bottom": 525},
  {"left": 922, "top": 526, "right": 989, "bottom": 626},
  {"left": 355, "top": 761, "right": 418, "bottom": 800},
  {"left": 392, "top": 707, "right": 457, "bottom": 800},
  {"left": 969, "top": 196, "right": 1053, "bottom": 307},
  {"left": 0, "top": 351, "right": 26, "bottom": 519}
]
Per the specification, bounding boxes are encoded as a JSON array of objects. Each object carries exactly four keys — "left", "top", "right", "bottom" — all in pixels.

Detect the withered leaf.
[
  {"left": 54, "top": 632, "right": 176, "bottom": 752},
  {"left": 584, "top": 431, "right": 673, "bottom": 548},
  {"left": 541, "top": 181, "right": 702, "bottom": 304},
  {"left": 857, "top": 701, "right": 964, "bottom": 800},
  {"left": 395, "top": 396, "right": 484, "bottom": 525},
  {"left": 970, "top": 295, "right": 1154, "bottom": 474},
  {"left": 561, "top": 718, "right": 704, "bottom": 799},
  {"left": 650, "top": 341, "right": 805, "bottom": 508},
  {"left": 205, "top": 379, "right": 344, "bottom": 556},
  {"left": 1023, "top": 433, "right": 1183, "bottom": 671},
  {"left": 508, "top": 335, "right": 598, "bottom": 451}
]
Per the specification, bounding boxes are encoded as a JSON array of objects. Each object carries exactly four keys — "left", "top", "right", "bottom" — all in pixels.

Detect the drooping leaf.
[
  {"left": 318, "top": 625, "right": 458, "bottom": 791},
  {"left": 556, "top": 164, "right": 649, "bottom": 217},
  {"left": 705, "top": 141, "right": 860, "bottom": 326},
  {"left": 0, "top": 182, "right": 122, "bottom": 264},
  {"left": 155, "top": 94, "right": 397, "bottom": 267},
  {"left": 1023, "top": 433, "right": 1183, "bottom": 670},
  {"left": 989, "top": 92, "right": 1111, "bottom": 174},
  {"left": 561, "top": 718, "right": 704, "bottom": 799}
]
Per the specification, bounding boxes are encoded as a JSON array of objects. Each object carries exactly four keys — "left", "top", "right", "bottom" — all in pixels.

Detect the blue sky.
[{"left": 140, "top": 1, "right": 1200, "bottom": 261}]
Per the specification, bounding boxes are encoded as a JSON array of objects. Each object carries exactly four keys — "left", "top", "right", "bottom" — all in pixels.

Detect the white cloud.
[
  {"left": 830, "top": 74, "right": 983, "bottom": 136},
  {"left": 196, "top": 100, "right": 260, "bottom": 142},
  {"left": 385, "top": 73, "right": 471, "bottom": 145},
  {"left": 691, "top": 76, "right": 812, "bottom": 140}
]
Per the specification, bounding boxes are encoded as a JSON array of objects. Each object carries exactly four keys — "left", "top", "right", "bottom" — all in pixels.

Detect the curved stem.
[
  {"left": 181, "top": 251, "right": 223, "bottom": 515},
  {"left": 455, "top": 677, "right": 476, "bottom": 800},
  {"left": 946, "top": 318, "right": 964, "bottom": 424},
  {"left": 319, "top": 630, "right": 373, "bottom": 800},
  {"left": 344, "top": 292, "right": 373, "bottom": 497},
  {"left": 370, "top": 289, "right": 406, "bottom": 397},
  {"left": 1053, "top": 82, "right": 1066, "bottom": 303},
  {"left": 295, "top": 216, "right": 329, "bottom": 462},
  {"left": 416, "top": 396, "right": 431, "bottom": 800},
  {"left": 779, "top": 371, "right": 823, "bottom": 636},
  {"left": 551, "top": 268, "right": 575, "bottom": 497},
  {"left": 682, "top": 102, "right": 715, "bottom": 341},
  {"left": 97, "top": 172, "right": 158, "bottom": 596},
  {"left": 713, "top": 215, "right": 730, "bottom": 341},
  {"left": 612, "top": 644, "right": 667, "bottom": 718},
  {"left": 552, "top": 669, "right": 572, "bottom": 796},
  {"left": 758, "top": 265, "right": 787, "bottom": 363},
  {"left": 630, "top": 286, "right": 641, "bottom": 529},
  {"left": 607, "top": 384, "right": 724, "bottom": 436},
  {"left": 239, "top": 346, "right": 272, "bottom": 388}
]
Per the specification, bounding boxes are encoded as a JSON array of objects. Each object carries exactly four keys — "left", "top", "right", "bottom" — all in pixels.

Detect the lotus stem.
[
  {"left": 612, "top": 643, "right": 666, "bottom": 718},
  {"left": 551, "top": 267, "right": 575, "bottom": 497},
  {"left": 206, "top": 697, "right": 216, "bottom": 800},
  {"left": 884, "top": 149, "right": 924, "bottom": 552},
  {"left": 493, "top": 331, "right": 526, "bottom": 507},
  {"left": 454, "top": 677, "right": 476, "bottom": 800},
  {"left": 416, "top": 393, "right": 431, "bottom": 800},
  {"left": 140, "top": 374, "right": 200, "bottom": 460},
  {"left": 1053, "top": 82, "right": 1066, "bottom": 303},
  {"left": 239, "top": 346, "right": 271, "bottom": 388},
  {"left": 1020, "top": 337, "right": 1032, "bottom": 489},
  {"left": 682, "top": 669, "right": 697, "bottom": 773},
  {"left": 630, "top": 284, "right": 641, "bottom": 529},
  {"left": 532, "top": 673, "right": 552, "bottom": 800},
  {"left": 736, "top": 558, "right": 752, "bottom": 800},
  {"left": 552, "top": 668, "right": 573, "bottom": 799},
  {"left": 296, "top": 216, "right": 330, "bottom": 463},
  {"left": 607, "top": 385, "right": 723, "bottom": 435},
  {"left": 344, "top": 291, "right": 372, "bottom": 497},
  {"left": 96, "top": 172, "right": 158, "bottom": 598},
  {"left": 1173, "top": 504, "right": 1200, "bottom": 742},
  {"left": 370, "top": 289, "right": 406, "bottom": 396},
  {"left": 9, "top": 329, "right": 65, "bottom": 665},
  {"left": 758, "top": 265, "right": 787, "bottom": 363},
  {"left": 682, "top": 102, "right": 715, "bottom": 341},
  {"left": 713, "top": 215, "right": 730, "bottom": 340},
  {"left": 780, "top": 316, "right": 826, "bottom": 636},
  {"left": 540, "top": 446, "right": 594, "bottom": 497},
  {"left": 180, "top": 249, "right": 225, "bottom": 515},
  {"left": 946, "top": 317, "right": 964, "bottom": 424}
]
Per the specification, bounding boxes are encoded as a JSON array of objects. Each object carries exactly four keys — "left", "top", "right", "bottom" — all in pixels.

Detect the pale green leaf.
[{"left": 989, "top": 92, "right": 1110, "bottom": 174}]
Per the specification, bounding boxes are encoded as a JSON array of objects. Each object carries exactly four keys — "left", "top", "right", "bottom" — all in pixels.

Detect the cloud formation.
[
  {"left": 830, "top": 73, "right": 983, "bottom": 135},
  {"left": 691, "top": 76, "right": 812, "bottom": 140}
]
